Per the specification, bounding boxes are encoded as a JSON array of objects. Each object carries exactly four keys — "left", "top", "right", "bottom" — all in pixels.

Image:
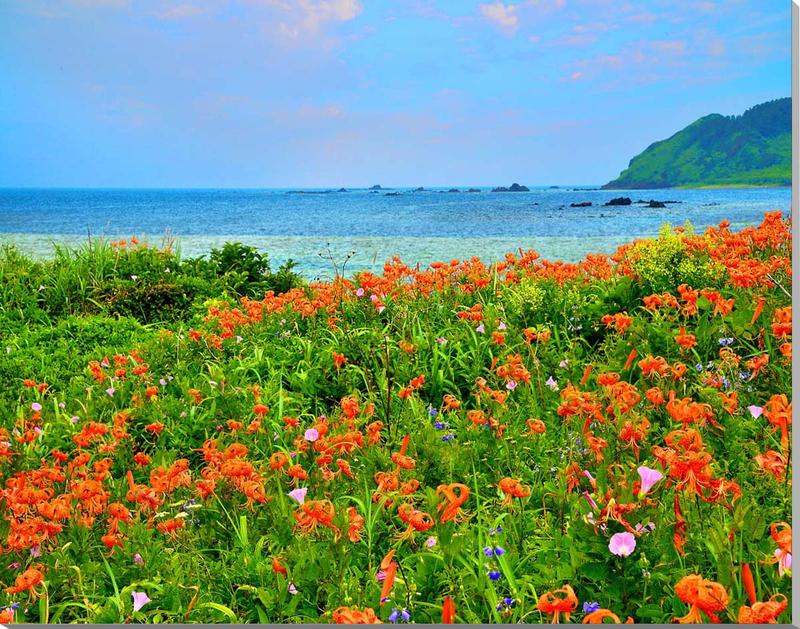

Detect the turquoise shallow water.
[{"left": 0, "top": 187, "right": 790, "bottom": 279}]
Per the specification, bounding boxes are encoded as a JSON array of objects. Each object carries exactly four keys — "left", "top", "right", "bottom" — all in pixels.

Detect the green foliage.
[{"left": 0, "top": 240, "right": 303, "bottom": 326}]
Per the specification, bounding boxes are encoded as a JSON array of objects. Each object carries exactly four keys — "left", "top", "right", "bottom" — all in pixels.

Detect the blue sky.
[{"left": 0, "top": 0, "right": 791, "bottom": 187}]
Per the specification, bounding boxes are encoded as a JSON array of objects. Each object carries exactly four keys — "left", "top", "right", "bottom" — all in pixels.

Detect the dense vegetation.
[
  {"left": 604, "top": 98, "right": 791, "bottom": 189},
  {"left": 0, "top": 215, "right": 792, "bottom": 624}
]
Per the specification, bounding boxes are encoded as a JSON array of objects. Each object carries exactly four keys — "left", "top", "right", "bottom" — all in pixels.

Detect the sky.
[{"left": 0, "top": 0, "right": 792, "bottom": 188}]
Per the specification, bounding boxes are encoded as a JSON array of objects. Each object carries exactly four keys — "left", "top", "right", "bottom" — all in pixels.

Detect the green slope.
[{"left": 604, "top": 97, "right": 791, "bottom": 189}]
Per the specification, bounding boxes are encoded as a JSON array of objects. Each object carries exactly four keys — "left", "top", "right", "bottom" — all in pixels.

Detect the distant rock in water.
[
  {"left": 570, "top": 202, "right": 592, "bottom": 207},
  {"left": 413, "top": 187, "right": 425, "bottom": 192},
  {"left": 635, "top": 199, "right": 682, "bottom": 205},
  {"left": 467, "top": 188, "right": 481, "bottom": 192},
  {"left": 647, "top": 200, "right": 666, "bottom": 208},
  {"left": 448, "top": 188, "right": 460, "bottom": 193},
  {"left": 549, "top": 185, "right": 559, "bottom": 189},
  {"left": 604, "top": 197, "right": 632, "bottom": 206},
  {"left": 370, "top": 185, "right": 383, "bottom": 190},
  {"left": 492, "top": 183, "right": 530, "bottom": 192},
  {"left": 384, "top": 192, "right": 401, "bottom": 196},
  {"left": 286, "top": 190, "right": 333, "bottom": 194},
  {"left": 337, "top": 188, "right": 347, "bottom": 192}
]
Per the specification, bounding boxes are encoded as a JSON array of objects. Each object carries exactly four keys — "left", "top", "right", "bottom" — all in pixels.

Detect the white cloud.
[{"left": 479, "top": 2, "right": 519, "bottom": 33}]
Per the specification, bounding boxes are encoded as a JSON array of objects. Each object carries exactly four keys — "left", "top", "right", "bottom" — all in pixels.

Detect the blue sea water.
[{"left": 0, "top": 186, "right": 791, "bottom": 279}]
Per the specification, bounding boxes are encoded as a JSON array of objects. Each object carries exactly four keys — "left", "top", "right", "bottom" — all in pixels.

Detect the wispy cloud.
[
  {"left": 479, "top": 2, "right": 519, "bottom": 33},
  {"left": 69, "top": 0, "right": 128, "bottom": 7},
  {"left": 256, "top": 0, "right": 363, "bottom": 40},
  {"left": 156, "top": 3, "right": 205, "bottom": 20}
]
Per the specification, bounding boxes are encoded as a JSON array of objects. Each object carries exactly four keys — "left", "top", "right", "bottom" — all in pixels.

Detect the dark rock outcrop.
[
  {"left": 570, "top": 202, "right": 592, "bottom": 207},
  {"left": 635, "top": 199, "right": 682, "bottom": 205},
  {"left": 604, "top": 197, "right": 632, "bottom": 206},
  {"left": 492, "top": 183, "right": 530, "bottom": 192}
]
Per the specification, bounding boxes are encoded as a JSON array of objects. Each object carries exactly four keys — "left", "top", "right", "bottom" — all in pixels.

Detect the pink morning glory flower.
[
  {"left": 506, "top": 380, "right": 517, "bottom": 391},
  {"left": 435, "top": 337, "right": 447, "bottom": 344},
  {"left": 748, "top": 405, "right": 763, "bottom": 419},
  {"left": 105, "top": 387, "right": 115, "bottom": 397},
  {"left": 304, "top": 428, "right": 319, "bottom": 442},
  {"left": 31, "top": 402, "right": 42, "bottom": 412},
  {"left": 356, "top": 288, "right": 365, "bottom": 297},
  {"left": 609, "top": 532, "right": 636, "bottom": 557},
  {"left": 775, "top": 548, "right": 792, "bottom": 577},
  {"left": 545, "top": 376, "right": 559, "bottom": 391},
  {"left": 637, "top": 466, "right": 664, "bottom": 498},
  {"left": 475, "top": 324, "right": 485, "bottom": 333},
  {"left": 132, "top": 591, "right": 151, "bottom": 612},
  {"left": 288, "top": 488, "right": 308, "bottom": 505}
]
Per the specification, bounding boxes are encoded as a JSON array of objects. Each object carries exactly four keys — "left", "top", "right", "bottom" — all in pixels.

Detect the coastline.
[{"left": 604, "top": 183, "right": 792, "bottom": 190}]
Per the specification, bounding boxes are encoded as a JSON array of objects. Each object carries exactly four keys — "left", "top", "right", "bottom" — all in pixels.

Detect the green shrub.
[
  {"left": 184, "top": 242, "right": 303, "bottom": 298},
  {"left": 627, "top": 222, "right": 720, "bottom": 293}
]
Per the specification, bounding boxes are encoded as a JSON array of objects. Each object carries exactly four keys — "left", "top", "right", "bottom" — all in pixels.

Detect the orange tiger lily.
[
  {"left": 347, "top": 506, "right": 365, "bottom": 542},
  {"left": 674, "top": 574, "right": 728, "bottom": 623},
  {"left": 272, "top": 556, "right": 288, "bottom": 576},
  {"left": 293, "top": 500, "right": 341, "bottom": 540},
  {"left": 332, "top": 606, "right": 382, "bottom": 624},
  {"left": 6, "top": 567, "right": 45, "bottom": 595},
  {"left": 498, "top": 477, "right": 530, "bottom": 507},
  {"left": 763, "top": 394, "right": 791, "bottom": 452},
  {"left": 583, "top": 609, "right": 633, "bottom": 624},
  {"left": 397, "top": 503, "right": 435, "bottom": 540},
  {"left": 537, "top": 585, "right": 578, "bottom": 623},
  {"left": 738, "top": 594, "right": 787, "bottom": 624},
  {"left": 436, "top": 483, "right": 470, "bottom": 523}
]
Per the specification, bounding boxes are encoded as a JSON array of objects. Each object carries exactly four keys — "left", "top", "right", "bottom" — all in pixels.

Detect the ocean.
[{"left": 0, "top": 186, "right": 791, "bottom": 280}]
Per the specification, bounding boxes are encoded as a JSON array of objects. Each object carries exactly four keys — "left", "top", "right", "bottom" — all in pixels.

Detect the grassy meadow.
[{"left": 0, "top": 213, "right": 792, "bottom": 624}]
